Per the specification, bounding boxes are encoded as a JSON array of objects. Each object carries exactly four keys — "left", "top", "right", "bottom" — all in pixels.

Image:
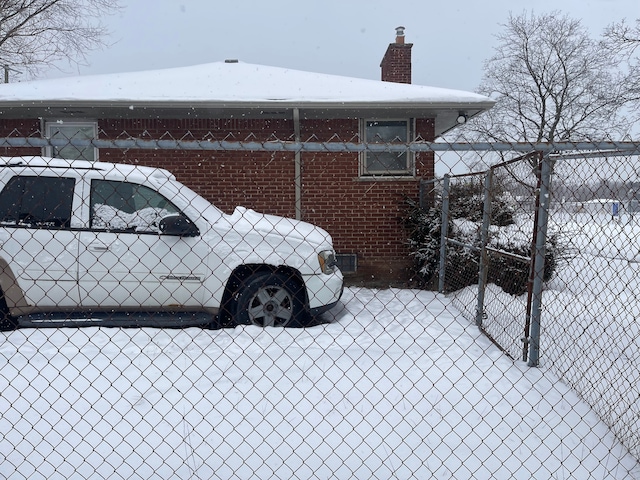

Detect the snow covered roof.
[
  {"left": 0, "top": 61, "right": 491, "bottom": 105},
  {"left": 0, "top": 61, "right": 494, "bottom": 135}
]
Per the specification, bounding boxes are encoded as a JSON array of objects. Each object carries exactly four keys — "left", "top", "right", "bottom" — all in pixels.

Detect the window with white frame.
[
  {"left": 361, "top": 119, "right": 414, "bottom": 176},
  {"left": 45, "top": 121, "right": 98, "bottom": 161}
]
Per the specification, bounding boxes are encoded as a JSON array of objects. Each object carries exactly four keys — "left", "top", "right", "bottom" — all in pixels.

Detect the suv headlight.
[{"left": 318, "top": 250, "right": 338, "bottom": 274}]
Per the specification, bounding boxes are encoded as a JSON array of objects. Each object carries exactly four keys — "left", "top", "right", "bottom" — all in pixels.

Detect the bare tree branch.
[
  {"left": 604, "top": 18, "right": 640, "bottom": 111},
  {"left": 0, "top": 0, "right": 122, "bottom": 78},
  {"left": 459, "top": 11, "right": 629, "bottom": 149}
]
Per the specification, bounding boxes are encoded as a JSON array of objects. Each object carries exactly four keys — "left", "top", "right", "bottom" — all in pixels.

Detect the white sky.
[{"left": 43, "top": 0, "right": 639, "bottom": 93}]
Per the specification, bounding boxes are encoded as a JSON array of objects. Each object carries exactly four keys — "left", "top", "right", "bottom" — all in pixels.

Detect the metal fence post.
[
  {"left": 475, "top": 169, "right": 493, "bottom": 327},
  {"left": 438, "top": 175, "right": 450, "bottom": 293},
  {"left": 528, "top": 154, "right": 553, "bottom": 367}
]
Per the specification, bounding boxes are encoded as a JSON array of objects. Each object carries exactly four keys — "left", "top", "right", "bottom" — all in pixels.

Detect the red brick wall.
[
  {"left": 99, "top": 118, "right": 297, "bottom": 217},
  {"left": 0, "top": 119, "right": 41, "bottom": 157}
]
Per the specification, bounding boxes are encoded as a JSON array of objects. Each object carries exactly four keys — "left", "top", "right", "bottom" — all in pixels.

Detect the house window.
[
  {"left": 45, "top": 121, "right": 98, "bottom": 161},
  {"left": 361, "top": 119, "right": 414, "bottom": 176}
]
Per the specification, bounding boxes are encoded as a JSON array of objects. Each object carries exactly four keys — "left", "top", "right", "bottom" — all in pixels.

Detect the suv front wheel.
[{"left": 235, "top": 273, "right": 307, "bottom": 327}]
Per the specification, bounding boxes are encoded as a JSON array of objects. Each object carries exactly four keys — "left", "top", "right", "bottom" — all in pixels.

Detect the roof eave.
[
  {"left": 0, "top": 98, "right": 495, "bottom": 110},
  {"left": 0, "top": 99, "right": 495, "bottom": 137}
]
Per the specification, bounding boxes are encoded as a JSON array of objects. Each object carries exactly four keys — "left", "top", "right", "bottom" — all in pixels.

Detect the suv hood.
[{"left": 221, "top": 207, "right": 333, "bottom": 248}]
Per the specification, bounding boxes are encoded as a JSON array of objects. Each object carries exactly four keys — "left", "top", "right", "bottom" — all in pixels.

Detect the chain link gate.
[
  {"left": 1, "top": 132, "right": 640, "bottom": 479},
  {"left": 435, "top": 152, "right": 550, "bottom": 364}
]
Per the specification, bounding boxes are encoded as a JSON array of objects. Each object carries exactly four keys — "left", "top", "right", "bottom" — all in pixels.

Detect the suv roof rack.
[
  {"left": 0, "top": 156, "right": 176, "bottom": 181},
  {"left": 0, "top": 156, "right": 101, "bottom": 170}
]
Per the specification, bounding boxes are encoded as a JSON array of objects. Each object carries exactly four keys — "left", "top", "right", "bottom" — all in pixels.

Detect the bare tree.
[
  {"left": 464, "top": 11, "right": 628, "bottom": 145},
  {"left": 604, "top": 18, "right": 640, "bottom": 115},
  {"left": 0, "top": 0, "right": 122, "bottom": 79}
]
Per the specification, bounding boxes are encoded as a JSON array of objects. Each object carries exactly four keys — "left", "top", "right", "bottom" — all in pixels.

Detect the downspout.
[
  {"left": 40, "top": 118, "right": 46, "bottom": 157},
  {"left": 293, "top": 108, "right": 302, "bottom": 220}
]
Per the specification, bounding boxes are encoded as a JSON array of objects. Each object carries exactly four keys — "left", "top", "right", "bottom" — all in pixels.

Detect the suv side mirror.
[{"left": 158, "top": 214, "right": 199, "bottom": 237}]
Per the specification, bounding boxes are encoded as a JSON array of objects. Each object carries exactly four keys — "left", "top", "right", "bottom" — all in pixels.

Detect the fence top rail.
[{"left": 1, "top": 137, "right": 640, "bottom": 154}]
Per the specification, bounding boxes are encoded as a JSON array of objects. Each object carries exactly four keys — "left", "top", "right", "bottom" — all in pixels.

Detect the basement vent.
[{"left": 336, "top": 254, "right": 358, "bottom": 274}]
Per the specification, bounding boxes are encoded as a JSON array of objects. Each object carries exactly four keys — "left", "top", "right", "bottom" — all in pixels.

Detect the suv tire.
[{"left": 235, "top": 273, "right": 307, "bottom": 327}]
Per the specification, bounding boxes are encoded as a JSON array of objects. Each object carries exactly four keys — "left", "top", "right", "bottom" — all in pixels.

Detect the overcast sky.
[{"left": 44, "top": 0, "right": 639, "bottom": 93}]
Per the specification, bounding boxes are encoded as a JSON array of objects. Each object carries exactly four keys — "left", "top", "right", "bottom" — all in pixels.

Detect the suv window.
[
  {"left": 90, "top": 180, "right": 179, "bottom": 233},
  {"left": 0, "top": 176, "right": 74, "bottom": 228}
]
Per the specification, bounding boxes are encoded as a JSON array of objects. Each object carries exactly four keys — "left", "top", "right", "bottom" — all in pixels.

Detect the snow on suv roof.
[{"left": 0, "top": 156, "right": 176, "bottom": 181}]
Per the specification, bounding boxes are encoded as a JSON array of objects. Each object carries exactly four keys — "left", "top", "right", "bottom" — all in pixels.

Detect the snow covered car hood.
[{"left": 219, "top": 206, "right": 333, "bottom": 249}]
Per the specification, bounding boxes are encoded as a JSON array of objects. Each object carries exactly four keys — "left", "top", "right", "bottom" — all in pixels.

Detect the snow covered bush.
[
  {"left": 487, "top": 233, "right": 559, "bottom": 295},
  {"left": 403, "top": 179, "right": 558, "bottom": 294},
  {"left": 403, "top": 196, "right": 481, "bottom": 291},
  {"left": 446, "top": 177, "right": 516, "bottom": 226}
]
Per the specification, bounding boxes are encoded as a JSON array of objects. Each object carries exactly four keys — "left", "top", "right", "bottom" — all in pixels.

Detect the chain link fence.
[
  {"left": 434, "top": 146, "right": 640, "bottom": 469},
  {"left": 1, "top": 131, "right": 640, "bottom": 479}
]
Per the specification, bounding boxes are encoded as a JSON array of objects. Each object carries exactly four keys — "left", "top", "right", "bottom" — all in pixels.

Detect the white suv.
[{"left": 0, "top": 157, "right": 343, "bottom": 330}]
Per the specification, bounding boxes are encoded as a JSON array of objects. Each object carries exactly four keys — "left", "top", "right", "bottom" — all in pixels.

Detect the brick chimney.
[{"left": 380, "top": 26, "right": 413, "bottom": 84}]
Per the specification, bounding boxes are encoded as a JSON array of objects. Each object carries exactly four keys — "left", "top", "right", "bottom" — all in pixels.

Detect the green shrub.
[
  {"left": 447, "top": 177, "right": 516, "bottom": 226},
  {"left": 403, "top": 198, "right": 481, "bottom": 290},
  {"left": 486, "top": 236, "right": 558, "bottom": 295},
  {"left": 403, "top": 180, "right": 558, "bottom": 295}
]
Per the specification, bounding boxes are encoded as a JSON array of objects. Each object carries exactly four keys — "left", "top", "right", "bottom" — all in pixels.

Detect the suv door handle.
[{"left": 88, "top": 243, "right": 110, "bottom": 252}]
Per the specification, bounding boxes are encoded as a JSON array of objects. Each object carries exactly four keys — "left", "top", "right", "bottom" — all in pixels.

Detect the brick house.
[{"left": 0, "top": 29, "right": 493, "bottom": 285}]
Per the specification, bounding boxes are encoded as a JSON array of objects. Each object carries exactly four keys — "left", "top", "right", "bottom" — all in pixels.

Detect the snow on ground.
[
  {"left": 544, "top": 213, "right": 640, "bottom": 464},
  {"left": 1, "top": 287, "right": 638, "bottom": 479},
  {"left": 451, "top": 211, "right": 640, "bottom": 472}
]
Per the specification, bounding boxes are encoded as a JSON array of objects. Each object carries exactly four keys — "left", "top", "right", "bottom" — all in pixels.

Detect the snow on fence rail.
[
  {"left": 2, "top": 135, "right": 640, "bottom": 154},
  {"left": 1, "top": 134, "right": 640, "bottom": 478}
]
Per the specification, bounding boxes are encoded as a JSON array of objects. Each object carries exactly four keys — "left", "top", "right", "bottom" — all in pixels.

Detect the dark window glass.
[{"left": 0, "top": 176, "right": 74, "bottom": 228}]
